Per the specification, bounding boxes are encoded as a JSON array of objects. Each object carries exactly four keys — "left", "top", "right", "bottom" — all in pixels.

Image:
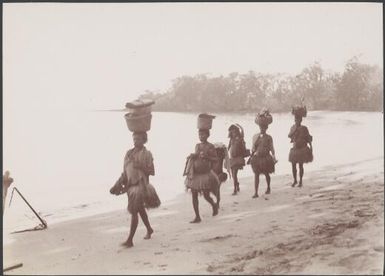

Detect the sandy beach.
[{"left": 3, "top": 157, "right": 384, "bottom": 275}]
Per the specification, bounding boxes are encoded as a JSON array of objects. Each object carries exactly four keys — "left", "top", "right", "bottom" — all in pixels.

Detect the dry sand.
[{"left": 3, "top": 157, "right": 384, "bottom": 275}]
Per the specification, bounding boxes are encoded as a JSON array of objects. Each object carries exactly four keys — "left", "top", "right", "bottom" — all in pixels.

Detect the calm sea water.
[{"left": 3, "top": 110, "right": 383, "bottom": 232}]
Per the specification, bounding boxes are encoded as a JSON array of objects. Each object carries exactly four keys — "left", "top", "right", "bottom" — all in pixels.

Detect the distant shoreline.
[{"left": 90, "top": 109, "right": 382, "bottom": 115}]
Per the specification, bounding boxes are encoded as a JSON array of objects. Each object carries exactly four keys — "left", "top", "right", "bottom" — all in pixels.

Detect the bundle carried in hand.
[
  {"left": 124, "top": 99, "right": 155, "bottom": 132},
  {"left": 197, "top": 113, "right": 216, "bottom": 130},
  {"left": 291, "top": 105, "right": 307, "bottom": 118},
  {"left": 255, "top": 108, "right": 273, "bottom": 126}
]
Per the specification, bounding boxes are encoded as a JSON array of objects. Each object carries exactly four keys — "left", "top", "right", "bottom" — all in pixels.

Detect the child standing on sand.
[
  {"left": 184, "top": 114, "right": 219, "bottom": 223},
  {"left": 249, "top": 109, "right": 277, "bottom": 198},
  {"left": 288, "top": 105, "right": 313, "bottom": 188},
  {"left": 227, "top": 124, "right": 248, "bottom": 195}
]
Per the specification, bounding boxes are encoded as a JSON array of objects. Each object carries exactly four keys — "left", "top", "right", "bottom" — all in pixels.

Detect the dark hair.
[
  {"left": 198, "top": 129, "right": 210, "bottom": 136},
  {"left": 133, "top": 132, "right": 148, "bottom": 143}
]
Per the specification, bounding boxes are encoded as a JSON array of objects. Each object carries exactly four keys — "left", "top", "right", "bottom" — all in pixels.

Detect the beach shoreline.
[{"left": 3, "top": 157, "right": 384, "bottom": 275}]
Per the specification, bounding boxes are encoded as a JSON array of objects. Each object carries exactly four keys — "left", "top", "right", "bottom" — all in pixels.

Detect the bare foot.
[
  {"left": 190, "top": 217, "right": 201, "bottom": 223},
  {"left": 291, "top": 181, "right": 297, "bottom": 187},
  {"left": 144, "top": 229, "right": 154, "bottom": 240},
  {"left": 298, "top": 182, "right": 303, "bottom": 188},
  {"left": 232, "top": 191, "right": 237, "bottom": 196},
  {"left": 265, "top": 188, "right": 271, "bottom": 194},
  {"left": 237, "top": 184, "right": 240, "bottom": 192},
  {"left": 121, "top": 240, "right": 134, "bottom": 248},
  {"left": 252, "top": 194, "right": 259, "bottom": 198}
]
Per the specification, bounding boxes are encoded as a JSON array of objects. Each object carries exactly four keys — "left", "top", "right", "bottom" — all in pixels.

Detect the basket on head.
[
  {"left": 255, "top": 109, "right": 273, "bottom": 126},
  {"left": 124, "top": 113, "right": 152, "bottom": 132},
  {"left": 125, "top": 99, "right": 155, "bottom": 115},
  {"left": 197, "top": 113, "right": 216, "bottom": 130},
  {"left": 291, "top": 105, "right": 307, "bottom": 118}
]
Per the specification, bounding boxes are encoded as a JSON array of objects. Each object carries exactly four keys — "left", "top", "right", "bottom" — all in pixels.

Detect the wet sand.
[{"left": 3, "top": 157, "right": 384, "bottom": 275}]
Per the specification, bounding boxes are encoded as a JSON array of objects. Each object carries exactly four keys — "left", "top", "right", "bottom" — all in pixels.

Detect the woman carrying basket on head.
[
  {"left": 288, "top": 104, "right": 313, "bottom": 188},
  {"left": 110, "top": 100, "right": 160, "bottom": 248},
  {"left": 248, "top": 109, "right": 277, "bottom": 198},
  {"left": 184, "top": 114, "right": 220, "bottom": 223}
]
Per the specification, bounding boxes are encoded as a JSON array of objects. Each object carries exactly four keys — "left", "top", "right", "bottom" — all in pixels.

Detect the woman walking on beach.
[
  {"left": 288, "top": 106, "right": 313, "bottom": 187},
  {"left": 249, "top": 109, "right": 277, "bottom": 198},
  {"left": 112, "top": 132, "right": 161, "bottom": 248},
  {"left": 228, "top": 124, "right": 248, "bottom": 195},
  {"left": 110, "top": 100, "right": 160, "bottom": 248},
  {"left": 184, "top": 114, "right": 220, "bottom": 223}
]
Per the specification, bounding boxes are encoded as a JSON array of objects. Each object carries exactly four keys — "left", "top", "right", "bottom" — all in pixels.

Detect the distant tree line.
[{"left": 139, "top": 57, "right": 383, "bottom": 113}]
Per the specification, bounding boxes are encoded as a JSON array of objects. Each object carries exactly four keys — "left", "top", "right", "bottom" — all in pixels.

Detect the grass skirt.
[
  {"left": 185, "top": 170, "right": 220, "bottom": 193},
  {"left": 229, "top": 157, "right": 245, "bottom": 170},
  {"left": 127, "top": 183, "right": 161, "bottom": 214},
  {"left": 250, "top": 154, "right": 275, "bottom": 174},
  {"left": 289, "top": 146, "right": 313, "bottom": 163}
]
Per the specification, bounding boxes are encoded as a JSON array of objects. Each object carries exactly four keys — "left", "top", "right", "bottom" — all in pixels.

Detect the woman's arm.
[
  {"left": 288, "top": 125, "right": 297, "bottom": 142},
  {"left": 305, "top": 127, "right": 313, "bottom": 148},
  {"left": 270, "top": 136, "right": 277, "bottom": 162}
]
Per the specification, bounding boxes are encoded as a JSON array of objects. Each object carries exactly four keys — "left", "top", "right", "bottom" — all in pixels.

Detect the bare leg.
[
  {"left": 203, "top": 190, "right": 218, "bottom": 216},
  {"left": 291, "top": 162, "right": 297, "bottom": 187},
  {"left": 299, "top": 163, "right": 304, "bottom": 187},
  {"left": 265, "top": 173, "right": 271, "bottom": 194},
  {"left": 190, "top": 190, "right": 201, "bottom": 223},
  {"left": 216, "top": 183, "right": 221, "bottom": 208},
  {"left": 231, "top": 168, "right": 239, "bottom": 195},
  {"left": 139, "top": 207, "right": 153, "bottom": 239},
  {"left": 122, "top": 212, "right": 138, "bottom": 247},
  {"left": 253, "top": 173, "right": 260, "bottom": 198}
]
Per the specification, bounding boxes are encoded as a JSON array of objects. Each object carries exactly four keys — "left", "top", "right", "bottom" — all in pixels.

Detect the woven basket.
[
  {"left": 127, "top": 106, "right": 152, "bottom": 115},
  {"left": 292, "top": 106, "right": 307, "bottom": 117},
  {"left": 124, "top": 113, "right": 152, "bottom": 132},
  {"left": 197, "top": 113, "right": 215, "bottom": 130},
  {"left": 255, "top": 115, "right": 273, "bottom": 126},
  {"left": 125, "top": 99, "right": 154, "bottom": 115}
]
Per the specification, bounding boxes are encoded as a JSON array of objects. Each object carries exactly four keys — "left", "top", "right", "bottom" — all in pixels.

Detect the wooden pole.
[
  {"left": 12, "top": 187, "right": 47, "bottom": 228},
  {"left": 3, "top": 263, "right": 23, "bottom": 272}
]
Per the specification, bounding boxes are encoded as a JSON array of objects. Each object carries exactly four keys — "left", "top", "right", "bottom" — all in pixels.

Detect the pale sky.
[{"left": 3, "top": 2, "right": 383, "bottom": 111}]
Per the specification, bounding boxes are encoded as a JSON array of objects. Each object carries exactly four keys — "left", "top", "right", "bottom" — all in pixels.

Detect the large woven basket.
[
  {"left": 255, "top": 115, "right": 273, "bottom": 126},
  {"left": 124, "top": 113, "right": 152, "bottom": 132},
  {"left": 292, "top": 106, "right": 307, "bottom": 117},
  {"left": 125, "top": 99, "right": 154, "bottom": 115},
  {"left": 197, "top": 113, "right": 215, "bottom": 130}
]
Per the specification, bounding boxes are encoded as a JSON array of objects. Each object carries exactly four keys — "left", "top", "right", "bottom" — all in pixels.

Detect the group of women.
[{"left": 110, "top": 106, "right": 313, "bottom": 248}]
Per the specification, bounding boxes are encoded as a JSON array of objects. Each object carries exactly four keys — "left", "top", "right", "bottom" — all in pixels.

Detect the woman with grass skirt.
[
  {"left": 111, "top": 131, "right": 160, "bottom": 248},
  {"left": 288, "top": 106, "right": 313, "bottom": 188}
]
